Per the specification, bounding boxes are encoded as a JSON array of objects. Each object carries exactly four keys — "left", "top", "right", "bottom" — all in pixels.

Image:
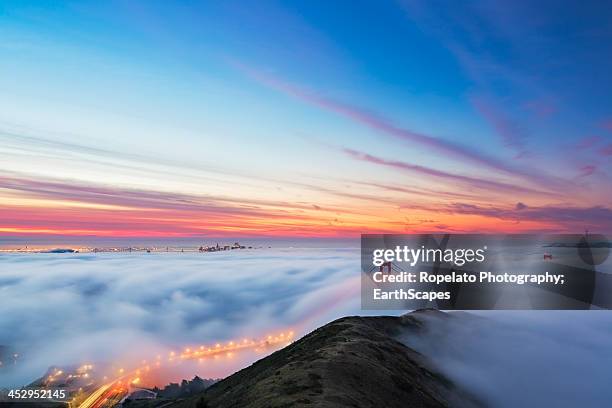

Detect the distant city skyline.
[{"left": 1, "top": 0, "right": 611, "bottom": 238}]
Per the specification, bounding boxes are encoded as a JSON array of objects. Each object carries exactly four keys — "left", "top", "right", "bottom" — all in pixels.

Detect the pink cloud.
[
  {"left": 234, "top": 63, "right": 564, "bottom": 189},
  {"left": 577, "top": 165, "right": 597, "bottom": 178},
  {"left": 419, "top": 202, "right": 612, "bottom": 232},
  {"left": 342, "top": 147, "right": 556, "bottom": 197}
]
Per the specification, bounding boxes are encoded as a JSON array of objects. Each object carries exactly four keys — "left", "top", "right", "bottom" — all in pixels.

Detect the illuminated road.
[
  {"left": 77, "top": 330, "right": 294, "bottom": 408},
  {"left": 77, "top": 383, "right": 112, "bottom": 408}
]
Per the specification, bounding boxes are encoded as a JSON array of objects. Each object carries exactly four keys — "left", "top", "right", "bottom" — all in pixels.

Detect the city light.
[{"left": 75, "top": 329, "right": 295, "bottom": 408}]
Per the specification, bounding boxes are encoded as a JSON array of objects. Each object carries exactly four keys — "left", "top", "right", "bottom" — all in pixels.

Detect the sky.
[{"left": 1, "top": 0, "right": 611, "bottom": 239}]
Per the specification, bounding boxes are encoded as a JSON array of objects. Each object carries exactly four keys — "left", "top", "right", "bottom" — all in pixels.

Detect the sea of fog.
[
  {"left": 1, "top": 247, "right": 612, "bottom": 407},
  {"left": 0, "top": 248, "right": 363, "bottom": 387}
]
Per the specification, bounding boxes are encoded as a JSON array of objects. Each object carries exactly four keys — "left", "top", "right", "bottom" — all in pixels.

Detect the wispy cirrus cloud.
[
  {"left": 342, "top": 147, "right": 556, "bottom": 197},
  {"left": 234, "top": 63, "right": 563, "bottom": 188},
  {"left": 0, "top": 174, "right": 357, "bottom": 237},
  {"left": 0, "top": 128, "right": 263, "bottom": 185},
  {"left": 354, "top": 181, "right": 479, "bottom": 200},
  {"left": 577, "top": 165, "right": 597, "bottom": 178},
  {"left": 0, "top": 174, "right": 324, "bottom": 215},
  {"left": 428, "top": 202, "right": 612, "bottom": 231},
  {"left": 1, "top": 173, "right": 447, "bottom": 237}
]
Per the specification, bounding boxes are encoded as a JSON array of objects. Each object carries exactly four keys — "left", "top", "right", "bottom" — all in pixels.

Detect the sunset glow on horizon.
[{"left": 1, "top": 1, "right": 611, "bottom": 240}]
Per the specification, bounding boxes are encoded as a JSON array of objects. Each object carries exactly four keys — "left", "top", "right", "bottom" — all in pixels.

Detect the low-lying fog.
[
  {"left": 402, "top": 311, "right": 612, "bottom": 408},
  {"left": 1, "top": 249, "right": 611, "bottom": 407},
  {"left": 0, "top": 248, "right": 361, "bottom": 387}
]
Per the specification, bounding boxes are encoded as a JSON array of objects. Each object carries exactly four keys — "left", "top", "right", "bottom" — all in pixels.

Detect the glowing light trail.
[{"left": 77, "top": 330, "right": 295, "bottom": 408}]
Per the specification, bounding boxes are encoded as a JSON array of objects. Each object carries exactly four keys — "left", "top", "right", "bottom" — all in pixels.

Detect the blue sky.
[{"left": 0, "top": 0, "right": 611, "bottom": 237}]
